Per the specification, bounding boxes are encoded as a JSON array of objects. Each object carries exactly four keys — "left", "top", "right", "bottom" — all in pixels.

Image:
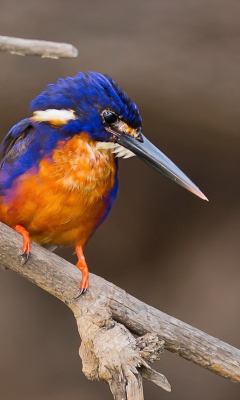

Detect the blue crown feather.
[{"left": 30, "top": 71, "right": 141, "bottom": 136}]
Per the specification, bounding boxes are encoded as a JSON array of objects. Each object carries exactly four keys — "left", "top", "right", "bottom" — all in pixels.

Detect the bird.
[{"left": 0, "top": 71, "right": 208, "bottom": 297}]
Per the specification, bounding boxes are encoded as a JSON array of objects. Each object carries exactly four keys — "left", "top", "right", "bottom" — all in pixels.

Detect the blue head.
[
  {"left": 30, "top": 71, "right": 142, "bottom": 142},
  {"left": 1, "top": 71, "right": 207, "bottom": 200}
]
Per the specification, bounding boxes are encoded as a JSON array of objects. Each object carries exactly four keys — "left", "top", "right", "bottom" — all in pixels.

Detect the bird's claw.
[
  {"left": 19, "top": 251, "right": 30, "bottom": 264},
  {"left": 74, "top": 287, "right": 88, "bottom": 299}
]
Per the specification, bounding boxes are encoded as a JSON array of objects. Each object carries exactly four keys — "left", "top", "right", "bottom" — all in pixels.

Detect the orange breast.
[{"left": 0, "top": 134, "right": 117, "bottom": 247}]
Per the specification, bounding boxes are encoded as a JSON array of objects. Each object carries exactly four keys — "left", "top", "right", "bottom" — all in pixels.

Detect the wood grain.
[
  {"left": 0, "top": 221, "right": 239, "bottom": 395},
  {"left": 0, "top": 35, "right": 78, "bottom": 58}
]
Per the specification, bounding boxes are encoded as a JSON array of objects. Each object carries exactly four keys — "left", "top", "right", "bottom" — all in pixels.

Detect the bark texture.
[
  {"left": 0, "top": 222, "right": 240, "bottom": 398},
  {"left": 0, "top": 35, "right": 78, "bottom": 58}
]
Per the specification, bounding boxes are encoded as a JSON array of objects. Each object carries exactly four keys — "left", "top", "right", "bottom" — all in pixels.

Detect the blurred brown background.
[{"left": 0, "top": 0, "right": 240, "bottom": 399}]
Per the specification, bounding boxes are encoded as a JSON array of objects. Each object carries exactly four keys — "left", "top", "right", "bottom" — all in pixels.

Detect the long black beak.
[{"left": 118, "top": 133, "right": 208, "bottom": 201}]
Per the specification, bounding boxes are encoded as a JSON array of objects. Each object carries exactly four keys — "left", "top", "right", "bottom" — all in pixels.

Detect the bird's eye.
[{"left": 102, "top": 110, "right": 118, "bottom": 125}]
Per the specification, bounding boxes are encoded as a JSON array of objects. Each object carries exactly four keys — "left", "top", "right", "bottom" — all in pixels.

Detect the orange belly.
[{"left": 0, "top": 134, "right": 117, "bottom": 247}]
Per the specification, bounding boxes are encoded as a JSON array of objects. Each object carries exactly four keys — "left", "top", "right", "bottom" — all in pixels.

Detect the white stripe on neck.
[
  {"left": 95, "top": 142, "right": 135, "bottom": 159},
  {"left": 31, "top": 109, "right": 76, "bottom": 123}
]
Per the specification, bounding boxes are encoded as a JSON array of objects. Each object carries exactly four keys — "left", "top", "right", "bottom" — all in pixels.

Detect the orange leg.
[
  {"left": 75, "top": 245, "right": 89, "bottom": 297},
  {"left": 13, "top": 225, "right": 31, "bottom": 263}
]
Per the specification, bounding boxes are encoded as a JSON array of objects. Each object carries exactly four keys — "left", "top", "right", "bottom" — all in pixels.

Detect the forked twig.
[{"left": 0, "top": 222, "right": 240, "bottom": 398}]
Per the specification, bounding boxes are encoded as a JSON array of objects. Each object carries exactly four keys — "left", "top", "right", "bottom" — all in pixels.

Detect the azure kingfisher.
[{"left": 0, "top": 72, "right": 207, "bottom": 297}]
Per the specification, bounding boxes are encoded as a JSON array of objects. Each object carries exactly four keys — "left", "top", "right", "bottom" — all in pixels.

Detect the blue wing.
[
  {"left": 0, "top": 118, "right": 34, "bottom": 169},
  {"left": 0, "top": 118, "right": 66, "bottom": 191}
]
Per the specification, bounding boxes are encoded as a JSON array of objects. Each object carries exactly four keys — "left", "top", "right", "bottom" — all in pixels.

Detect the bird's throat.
[{"left": 45, "top": 134, "right": 117, "bottom": 192}]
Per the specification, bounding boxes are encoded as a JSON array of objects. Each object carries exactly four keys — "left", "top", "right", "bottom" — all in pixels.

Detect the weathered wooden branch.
[
  {"left": 0, "top": 222, "right": 240, "bottom": 398},
  {"left": 0, "top": 35, "right": 78, "bottom": 58}
]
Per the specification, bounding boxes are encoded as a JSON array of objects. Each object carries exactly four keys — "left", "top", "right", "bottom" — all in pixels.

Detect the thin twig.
[
  {"left": 0, "top": 221, "right": 240, "bottom": 389},
  {"left": 0, "top": 35, "right": 78, "bottom": 59}
]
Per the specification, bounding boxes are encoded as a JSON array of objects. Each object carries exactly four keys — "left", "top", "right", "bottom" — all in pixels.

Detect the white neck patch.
[
  {"left": 95, "top": 142, "right": 135, "bottom": 159},
  {"left": 31, "top": 109, "right": 76, "bottom": 124}
]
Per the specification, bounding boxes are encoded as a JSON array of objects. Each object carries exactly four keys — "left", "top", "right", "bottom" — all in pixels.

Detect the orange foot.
[
  {"left": 13, "top": 225, "right": 31, "bottom": 263},
  {"left": 75, "top": 245, "right": 89, "bottom": 298}
]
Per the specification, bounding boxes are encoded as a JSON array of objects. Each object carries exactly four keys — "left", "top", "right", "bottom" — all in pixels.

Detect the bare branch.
[
  {"left": 0, "top": 35, "right": 78, "bottom": 59},
  {"left": 0, "top": 221, "right": 240, "bottom": 398}
]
